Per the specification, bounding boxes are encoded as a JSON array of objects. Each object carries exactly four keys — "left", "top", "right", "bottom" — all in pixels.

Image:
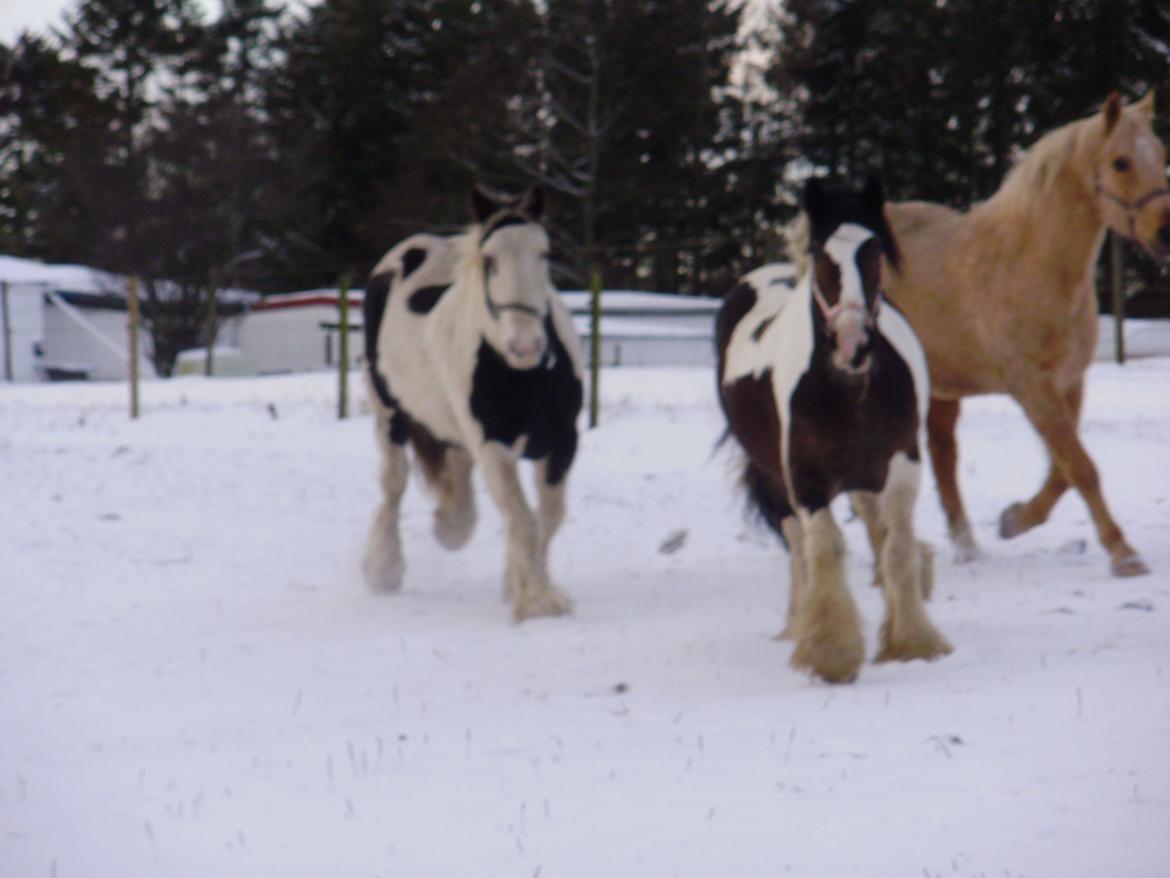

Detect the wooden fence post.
[
  {"left": 1110, "top": 230, "right": 1125, "bottom": 364},
  {"left": 127, "top": 276, "right": 141, "bottom": 419},
  {"left": 338, "top": 273, "right": 351, "bottom": 420},
  {"left": 588, "top": 262, "right": 602, "bottom": 428}
]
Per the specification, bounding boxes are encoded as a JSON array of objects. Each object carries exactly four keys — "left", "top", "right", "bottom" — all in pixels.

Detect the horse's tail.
[{"left": 742, "top": 461, "right": 790, "bottom": 549}]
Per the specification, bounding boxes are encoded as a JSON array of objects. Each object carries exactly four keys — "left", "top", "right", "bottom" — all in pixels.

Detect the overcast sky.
[{"left": 0, "top": 0, "right": 224, "bottom": 44}]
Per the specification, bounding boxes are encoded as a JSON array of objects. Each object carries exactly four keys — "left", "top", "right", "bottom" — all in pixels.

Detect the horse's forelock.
[{"left": 791, "top": 208, "right": 900, "bottom": 276}]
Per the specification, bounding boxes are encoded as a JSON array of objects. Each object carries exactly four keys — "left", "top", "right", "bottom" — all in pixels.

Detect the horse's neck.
[{"left": 981, "top": 121, "right": 1108, "bottom": 288}]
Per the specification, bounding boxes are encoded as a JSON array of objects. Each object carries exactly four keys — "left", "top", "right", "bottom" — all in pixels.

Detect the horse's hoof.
[
  {"left": 433, "top": 508, "right": 476, "bottom": 550},
  {"left": 1111, "top": 554, "right": 1150, "bottom": 578},
  {"left": 875, "top": 622, "right": 953, "bottom": 664},
  {"left": 513, "top": 587, "right": 574, "bottom": 621},
  {"left": 363, "top": 555, "right": 405, "bottom": 593},
  {"left": 791, "top": 634, "right": 865, "bottom": 684},
  {"left": 998, "top": 503, "right": 1031, "bottom": 540}
]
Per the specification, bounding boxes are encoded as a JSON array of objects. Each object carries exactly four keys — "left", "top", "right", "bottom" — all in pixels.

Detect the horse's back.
[
  {"left": 366, "top": 233, "right": 467, "bottom": 439},
  {"left": 880, "top": 200, "right": 1006, "bottom": 396},
  {"left": 717, "top": 264, "right": 797, "bottom": 367}
]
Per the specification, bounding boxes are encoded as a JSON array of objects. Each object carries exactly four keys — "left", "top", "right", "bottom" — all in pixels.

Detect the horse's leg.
[
  {"left": 533, "top": 458, "right": 566, "bottom": 567},
  {"left": 849, "top": 491, "right": 885, "bottom": 586},
  {"left": 363, "top": 409, "right": 410, "bottom": 592},
  {"left": 777, "top": 515, "right": 806, "bottom": 640},
  {"left": 927, "top": 397, "right": 980, "bottom": 562},
  {"left": 479, "top": 443, "right": 572, "bottom": 620},
  {"left": 1011, "top": 377, "right": 1148, "bottom": 576},
  {"left": 850, "top": 489, "right": 936, "bottom": 596},
  {"left": 789, "top": 507, "right": 865, "bottom": 684},
  {"left": 874, "top": 454, "right": 953, "bottom": 663},
  {"left": 999, "top": 381, "right": 1082, "bottom": 539},
  {"left": 433, "top": 447, "right": 477, "bottom": 550}
]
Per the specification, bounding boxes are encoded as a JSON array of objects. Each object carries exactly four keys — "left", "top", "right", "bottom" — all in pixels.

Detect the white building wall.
[
  {"left": 237, "top": 305, "right": 364, "bottom": 374},
  {"left": 0, "top": 282, "right": 47, "bottom": 382},
  {"left": 41, "top": 300, "right": 157, "bottom": 381}
]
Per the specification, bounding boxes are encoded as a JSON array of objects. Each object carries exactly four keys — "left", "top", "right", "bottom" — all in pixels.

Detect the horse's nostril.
[
  {"left": 1159, "top": 224, "right": 1170, "bottom": 246},
  {"left": 508, "top": 339, "right": 544, "bottom": 360}
]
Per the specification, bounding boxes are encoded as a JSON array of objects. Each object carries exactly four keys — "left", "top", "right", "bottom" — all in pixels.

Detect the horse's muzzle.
[
  {"left": 505, "top": 337, "right": 546, "bottom": 370},
  {"left": 830, "top": 312, "right": 873, "bottom": 375}
]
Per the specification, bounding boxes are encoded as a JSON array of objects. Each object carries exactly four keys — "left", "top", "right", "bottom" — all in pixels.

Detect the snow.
[
  {"left": 2, "top": 362, "right": 1169, "bottom": 877},
  {"left": 0, "top": 255, "right": 119, "bottom": 292}
]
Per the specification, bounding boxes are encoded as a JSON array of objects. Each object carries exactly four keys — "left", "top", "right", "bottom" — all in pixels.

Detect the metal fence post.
[
  {"left": 588, "top": 263, "right": 602, "bottom": 428},
  {"left": 127, "top": 276, "right": 141, "bottom": 419},
  {"left": 1, "top": 281, "right": 12, "bottom": 382},
  {"left": 338, "top": 273, "right": 351, "bottom": 420},
  {"left": 1110, "top": 230, "right": 1125, "bottom": 365}
]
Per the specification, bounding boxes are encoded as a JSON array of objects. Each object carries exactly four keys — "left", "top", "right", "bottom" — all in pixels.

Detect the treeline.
[{"left": 1, "top": 0, "right": 1167, "bottom": 372}]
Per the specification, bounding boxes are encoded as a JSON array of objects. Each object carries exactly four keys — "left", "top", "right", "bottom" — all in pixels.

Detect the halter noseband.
[
  {"left": 1092, "top": 171, "right": 1170, "bottom": 257},
  {"left": 809, "top": 252, "right": 882, "bottom": 330},
  {"left": 478, "top": 208, "right": 546, "bottom": 322}
]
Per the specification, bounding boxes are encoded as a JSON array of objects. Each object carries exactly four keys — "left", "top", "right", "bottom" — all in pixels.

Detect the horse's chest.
[
  {"left": 469, "top": 332, "right": 583, "bottom": 483},
  {"left": 785, "top": 354, "right": 919, "bottom": 509}
]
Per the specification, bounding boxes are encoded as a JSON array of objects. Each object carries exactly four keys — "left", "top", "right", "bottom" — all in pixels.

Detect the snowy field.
[{"left": 2, "top": 362, "right": 1169, "bottom": 878}]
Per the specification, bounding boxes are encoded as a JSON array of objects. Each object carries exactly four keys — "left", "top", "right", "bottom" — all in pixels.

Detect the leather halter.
[
  {"left": 478, "top": 209, "right": 545, "bottom": 321},
  {"left": 1093, "top": 171, "right": 1170, "bottom": 257}
]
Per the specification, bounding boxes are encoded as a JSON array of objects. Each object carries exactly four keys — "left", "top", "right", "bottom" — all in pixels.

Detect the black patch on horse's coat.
[
  {"left": 401, "top": 247, "right": 426, "bottom": 280},
  {"left": 715, "top": 283, "right": 757, "bottom": 363},
  {"left": 362, "top": 269, "right": 396, "bottom": 409},
  {"left": 409, "top": 419, "right": 450, "bottom": 482},
  {"left": 720, "top": 370, "right": 783, "bottom": 477},
  {"left": 363, "top": 267, "right": 428, "bottom": 445},
  {"left": 743, "top": 461, "right": 792, "bottom": 547},
  {"left": 469, "top": 317, "right": 583, "bottom": 486},
  {"left": 751, "top": 315, "right": 776, "bottom": 341},
  {"left": 480, "top": 212, "right": 529, "bottom": 244},
  {"left": 407, "top": 284, "right": 450, "bottom": 314},
  {"left": 786, "top": 334, "right": 919, "bottom": 513}
]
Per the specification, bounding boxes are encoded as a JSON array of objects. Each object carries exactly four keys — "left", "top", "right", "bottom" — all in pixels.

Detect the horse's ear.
[
  {"left": 1103, "top": 91, "right": 1123, "bottom": 134},
  {"left": 521, "top": 186, "right": 544, "bottom": 220},
  {"left": 1134, "top": 90, "right": 1156, "bottom": 118},
  {"left": 802, "top": 178, "right": 827, "bottom": 219},
  {"left": 471, "top": 185, "right": 498, "bottom": 223},
  {"left": 862, "top": 176, "right": 885, "bottom": 210}
]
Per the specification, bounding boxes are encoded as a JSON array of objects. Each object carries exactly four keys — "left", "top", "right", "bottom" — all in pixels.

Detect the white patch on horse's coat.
[
  {"left": 876, "top": 305, "right": 930, "bottom": 424},
  {"left": 1135, "top": 130, "right": 1158, "bottom": 165},
  {"left": 822, "top": 223, "right": 872, "bottom": 308}
]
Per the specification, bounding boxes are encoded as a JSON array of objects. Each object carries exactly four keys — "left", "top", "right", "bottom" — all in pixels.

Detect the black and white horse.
[
  {"left": 362, "top": 186, "right": 584, "bottom": 621},
  {"left": 717, "top": 178, "right": 952, "bottom": 683}
]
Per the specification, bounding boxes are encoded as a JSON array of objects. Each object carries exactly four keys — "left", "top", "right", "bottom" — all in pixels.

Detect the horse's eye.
[{"left": 1113, "top": 156, "right": 1132, "bottom": 172}]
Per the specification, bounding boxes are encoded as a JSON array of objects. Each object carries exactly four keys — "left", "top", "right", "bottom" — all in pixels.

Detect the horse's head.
[
  {"left": 469, "top": 185, "right": 553, "bottom": 370},
  {"left": 1095, "top": 91, "right": 1170, "bottom": 261},
  {"left": 802, "top": 176, "right": 900, "bottom": 376}
]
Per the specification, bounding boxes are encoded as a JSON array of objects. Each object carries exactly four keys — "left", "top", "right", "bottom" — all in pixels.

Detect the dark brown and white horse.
[
  {"left": 717, "top": 178, "right": 952, "bottom": 683},
  {"left": 362, "top": 186, "right": 584, "bottom": 621}
]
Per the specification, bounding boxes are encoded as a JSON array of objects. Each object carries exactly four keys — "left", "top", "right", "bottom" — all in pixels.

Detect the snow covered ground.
[{"left": 2, "top": 362, "right": 1169, "bottom": 878}]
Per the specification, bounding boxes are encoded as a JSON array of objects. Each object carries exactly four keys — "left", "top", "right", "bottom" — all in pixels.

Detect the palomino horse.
[
  {"left": 362, "top": 186, "right": 585, "bottom": 621},
  {"left": 883, "top": 92, "right": 1170, "bottom": 576},
  {"left": 717, "top": 178, "right": 952, "bottom": 684}
]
